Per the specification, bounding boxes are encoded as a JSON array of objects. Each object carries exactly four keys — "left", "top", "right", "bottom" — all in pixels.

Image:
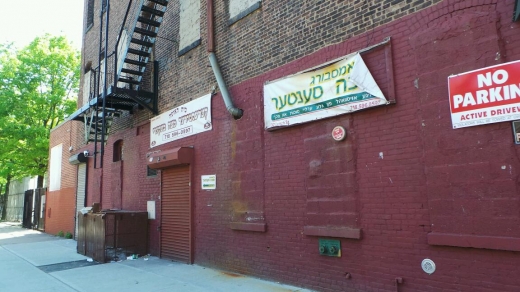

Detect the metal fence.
[
  {"left": 22, "top": 188, "right": 46, "bottom": 230},
  {"left": 6, "top": 192, "right": 24, "bottom": 222},
  {"left": 4, "top": 176, "right": 45, "bottom": 223}
]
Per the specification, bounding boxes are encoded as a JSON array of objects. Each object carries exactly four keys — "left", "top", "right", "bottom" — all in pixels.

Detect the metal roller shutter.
[
  {"left": 75, "top": 163, "right": 87, "bottom": 239},
  {"left": 161, "top": 165, "right": 191, "bottom": 263}
]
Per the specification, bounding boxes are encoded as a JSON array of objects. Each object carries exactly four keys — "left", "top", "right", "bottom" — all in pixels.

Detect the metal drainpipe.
[
  {"left": 208, "top": 53, "right": 243, "bottom": 119},
  {"left": 207, "top": 0, "right": 243, "bottom": 120},
  {"left": 100, "top": 0, "right": 110, "bottom": 168}
]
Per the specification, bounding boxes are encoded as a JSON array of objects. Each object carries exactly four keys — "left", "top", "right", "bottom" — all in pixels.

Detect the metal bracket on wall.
[{"left": 359, "top": 37, "right": 396, "bottom": 104}]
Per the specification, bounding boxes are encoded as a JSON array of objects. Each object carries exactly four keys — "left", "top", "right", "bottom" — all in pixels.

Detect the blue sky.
[{"left": 0, "top": 0, "right": 84, "bottom": 50}]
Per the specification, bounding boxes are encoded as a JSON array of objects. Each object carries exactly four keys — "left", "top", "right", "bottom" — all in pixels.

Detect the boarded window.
[
  {"left": 83, "top": 69, "right": 91, "bottom": 107},
  {"left": 49, "top": 144, "right": 63, "bottom": 191},
  {"left": 229, "top": 0, "right": 261, "bottom": 25},
  {"left": 98, "top": 57, "right": 106, "bottom": 95},
  {"left": 113, "top": 140, "right": 123, "bottom": 162},
  {"left": 178, "top": 0, "right": 201, "bottom": 56}
]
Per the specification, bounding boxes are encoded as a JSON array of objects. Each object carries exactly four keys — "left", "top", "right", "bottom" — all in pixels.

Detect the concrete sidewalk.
[{"left": 0, "top": 222, "right": 311, "bottom": 292}]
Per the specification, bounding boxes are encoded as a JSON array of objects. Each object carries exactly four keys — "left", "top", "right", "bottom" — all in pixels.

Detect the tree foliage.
[{"left": 0, "top": 35, "right": 79, "bottom": 187}]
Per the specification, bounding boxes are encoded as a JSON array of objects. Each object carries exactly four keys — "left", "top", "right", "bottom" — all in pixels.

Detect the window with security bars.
[
  {"left": 147, "top": 166, "right": 157, "bottom": 177},
  {"left": 113, "top": 140, "right": 123, "bottom": 162}
]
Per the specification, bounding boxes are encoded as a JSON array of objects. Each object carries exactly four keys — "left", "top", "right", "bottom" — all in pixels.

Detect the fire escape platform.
[
  {"left": 69, "top": 86, "right": 157, "bottom": 121},
  {"left": 69, "top": 0, "right": 167, "bottom": 166}
]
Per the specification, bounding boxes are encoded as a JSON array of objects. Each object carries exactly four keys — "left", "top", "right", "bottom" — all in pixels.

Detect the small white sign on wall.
[{"left": 201, "top": 175, "right": 216, "bottom": 190}]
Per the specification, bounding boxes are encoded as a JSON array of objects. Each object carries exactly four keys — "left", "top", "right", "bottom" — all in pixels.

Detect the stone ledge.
[
  {"left": 230, "top": 222, "right": 266, "bottom": 232},
  {"left": 304, "top": 226, "right": 361, "bottom": 239},
  {"left": 228, "top": 1, "right": 262, "bottom": 26},
  {"left": 427, "top": 233, "right": 520, "bottom": 252},
  {"left": 178, "top": 39, "right": 201, "bottom": 57}
]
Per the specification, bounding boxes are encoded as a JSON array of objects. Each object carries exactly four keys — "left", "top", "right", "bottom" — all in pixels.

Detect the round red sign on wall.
[{"left": 332, "top": 126, "right": 347, "bottom": 141}]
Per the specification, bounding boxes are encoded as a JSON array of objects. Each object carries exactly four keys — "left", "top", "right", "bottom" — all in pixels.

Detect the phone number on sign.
[
  {"left": 162, "top": 126, "right": 193, "bottom": 140},
  {"left": 350, "top": 100, "right": 381, "bottom": 110}
]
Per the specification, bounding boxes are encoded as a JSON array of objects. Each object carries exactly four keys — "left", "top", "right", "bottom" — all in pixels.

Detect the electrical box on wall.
[
  {"left": 319, "top": 239, "right": 341, "bottom": 257},
  {"left": 513, "top": 121, "right": 520, "bottom": 144},
  {"left": 147, "top": 201, "right": 156, "bottom": 219}
]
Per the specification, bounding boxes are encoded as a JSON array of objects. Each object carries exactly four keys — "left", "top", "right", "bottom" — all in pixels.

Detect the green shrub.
[
  {"left": 65, "top": 232, "right": 73, "bottom": 239},
  {"left": 57, "top": 231, "right": 64, "bottom": 237}
]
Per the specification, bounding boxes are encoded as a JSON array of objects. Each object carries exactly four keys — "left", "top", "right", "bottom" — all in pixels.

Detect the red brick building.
[
  {"left": 47, "top": 121, "right": 84, "bottom": 236},
  {"left": 48, "top": 0, "right": 520, "bottom": 291}
]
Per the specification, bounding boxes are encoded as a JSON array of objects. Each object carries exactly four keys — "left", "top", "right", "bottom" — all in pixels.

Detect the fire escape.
[{"left": 69, "top": 0, "right": 169, "bottom": 168}]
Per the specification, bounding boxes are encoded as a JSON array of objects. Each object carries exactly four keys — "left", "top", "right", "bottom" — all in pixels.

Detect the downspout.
[
  {"left": 100, "top": 0, "right": 110, "bottom": 169},
  {"left": 207, "top": 0, "right": 243, "bottom": 119}
]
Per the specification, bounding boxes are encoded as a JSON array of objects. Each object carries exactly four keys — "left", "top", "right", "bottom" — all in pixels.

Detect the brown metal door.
[{"left": 161, "top": 165, "right": 191, "bottom": 263}]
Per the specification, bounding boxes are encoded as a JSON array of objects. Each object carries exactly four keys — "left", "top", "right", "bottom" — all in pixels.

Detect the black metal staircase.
[
  {"left": 68, "top": 0, "right": 169, "bottom": 168},
  {"left": 84, "top": 109, "right": 120, "bottom": 143}
]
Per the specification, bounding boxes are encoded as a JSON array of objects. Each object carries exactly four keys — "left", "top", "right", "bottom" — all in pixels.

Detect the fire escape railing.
[
  {"left": 72, "top": 0, "right": 166, "bottom": 169},
  {"left": 114, "top": 0, "right": 134, "bottom": 87}
]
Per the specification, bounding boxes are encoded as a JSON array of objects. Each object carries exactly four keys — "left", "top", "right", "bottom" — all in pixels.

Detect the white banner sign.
[
  {"left": 264, "top": 52, "right": 387, "bottom": 129},
  {"left": 150, "top": 93, "right": 212, "bottom": 148}
]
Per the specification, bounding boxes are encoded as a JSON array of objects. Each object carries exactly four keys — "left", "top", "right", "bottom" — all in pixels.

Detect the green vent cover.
[{"left": 319, "top": 239, "right": 341, "bottom": 257}]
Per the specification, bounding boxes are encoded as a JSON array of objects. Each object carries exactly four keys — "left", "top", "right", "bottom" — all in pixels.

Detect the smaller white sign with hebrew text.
[{"left": 150, "top": 94, "right": 212, "bottom": 148}]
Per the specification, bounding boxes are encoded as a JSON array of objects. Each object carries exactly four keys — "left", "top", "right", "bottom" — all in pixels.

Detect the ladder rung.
[
  {"left": 124, "top": 58, "right": 147, "bottom": 67},
  {"left": 130, "top": 38, "right": 153, "bottom": 47},
  {"left": 88, "top": 114, "right": 115, "bottom": 119},
  {"left": 127, "top": 48, "right": 150, "bottom": 57},
  {"left": 118, "top": 77, "right": 140, "bottom": 85},
  {"left": 121, "top": 68, "right": 144, "bottom": 76},
  {"left": 137, "top": 16, "right": 160, "bottom": 27},
  {"left": 141, "top": 6, "right": 164, "bottom": 17},
  {"left": 134, "top": 27, "right": 157, "bottom": 37},
  {"left": 149, "top": 0, "right": 168, "bottom": 6}
]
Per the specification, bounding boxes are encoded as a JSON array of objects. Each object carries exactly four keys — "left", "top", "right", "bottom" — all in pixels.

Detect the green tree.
[{"left": 0, "top": 35, "right": 80, "bottom": 220}]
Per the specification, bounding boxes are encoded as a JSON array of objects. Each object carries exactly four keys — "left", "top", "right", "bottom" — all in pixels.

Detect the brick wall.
[
  {"left": 46, "top": 120, "right": 85, "bottom": 236},
  {"left": 105, "top": 0, "right": 443, "bottom": 126},
  {"left": 69, "top": 0, "right": 520, "bottom": 291},
  {"left": 188, "top": 2, "right": 520, "bottom": 290},
  {"left": 409, "top": 3, "right": 517, "bottom": 238},
  {"left": 79, "top": 120, "right": 163, "bottom": 255},
  {"left": 78, "top": 0, "right": 443, "bottom": 127}
]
